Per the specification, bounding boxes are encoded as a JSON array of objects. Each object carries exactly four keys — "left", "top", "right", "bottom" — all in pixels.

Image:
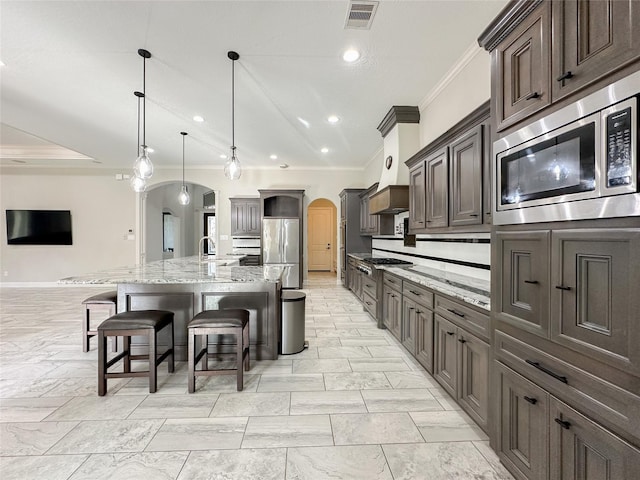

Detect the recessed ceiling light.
[
  {"left": 297, "top": 117, "right": 310, "bottom": 128},
  {"left": 321, "top": 147, "right": 329, "bottom": 154},
  {"left": 220, "top": 154, "right": 228, "bottom": 159},
  {"left": 279, "top": 164, "right": 289, "bottom": 169},
  {"left": 270, "top": 154, "right": 278, "bottom": 160},
  {"left": 343, "top": 49, "right": 360, "bottom": 63},
  {"left": 193, "top": 115, "right": 204, "bottom": 122},
  {"left": 327, "top": 115, "right": 340, "bottom": 124},
  {"left": 146, "top": 147, "right": 154, "bottom": 153}
]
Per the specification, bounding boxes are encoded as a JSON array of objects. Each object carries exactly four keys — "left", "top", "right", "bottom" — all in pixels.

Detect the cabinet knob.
[
  {"left": 525, "top": 92, "right": 540, "bottom": 100},
  {"left": 408, "top": 307, "right": 415, "bottom": 310},
  {"left": 523, "top": 396, "right": 537, "bottom": 405},
  {"left": 556, "top": 71, "right": 574, "bottom": 82},
  {"left": 446, "top": 331, "right": 455, "bottom": 336},
  {"left": 554, "top": 418, "right": 571, "bottom": 430},
  {"left": 457, "top": 338, "right": 467, "bottom": 344}
]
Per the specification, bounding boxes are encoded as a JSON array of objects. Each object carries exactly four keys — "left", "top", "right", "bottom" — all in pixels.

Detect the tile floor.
[{"left": 0, "top": 273, "right": 514, "bottom": 479}]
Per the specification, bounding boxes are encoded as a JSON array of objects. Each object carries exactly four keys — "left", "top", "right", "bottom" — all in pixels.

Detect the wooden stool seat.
[
  {"left": 82, "top": 291, "right": 117, "bottom": 352},
  {"left": 187, "top": 309, "right": 250, "bottom": 393},
  {"left": 97, "top": 310, "right": 174, "bottom": 396}
]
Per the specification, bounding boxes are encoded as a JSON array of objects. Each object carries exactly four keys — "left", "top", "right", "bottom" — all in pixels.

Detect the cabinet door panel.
[
  {"left": 401, "top": 297, "right": 417, "bottom": 355},
  {"left": 496, "top": 230, "right": 550, "bottom": 338},
  {"left": 496, "top": 362, "right": 549, "bottom": 480},
  {"left": 458, "top": 332, "right": 489, "bottom": 430},
  {"left": 495, "top": 2, "right": 550, "bottom": 130},
  {"left": 549, "top": 398, "right": 640, "bottom": 480},
  {"left": 450, "top": 125, "right": 483, "bottom": 226},
  {"left": 552, "top": 0, "right": 640, "bottom": 101},
  {"left": 426, "top": 147, "right": 449, "bottom": 228},
  {"left": 415, "top": 307, "right": 434, "bottom": 373},
  {"left": 434, "top": 314, "right": 457, "bottom": 397},
  {"left": 551, "top": 229, "right": 640, "bottom": 374},
  {"left": 247, "top": 201, "right": 261, "bottom": 235},
  {"left": 409, "top": 163, "right": 426, "bottom": 231}
]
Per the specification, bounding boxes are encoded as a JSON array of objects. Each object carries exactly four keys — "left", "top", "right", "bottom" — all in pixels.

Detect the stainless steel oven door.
[{"left": 496, "top": 111, "right": 600, "bottom": 211}]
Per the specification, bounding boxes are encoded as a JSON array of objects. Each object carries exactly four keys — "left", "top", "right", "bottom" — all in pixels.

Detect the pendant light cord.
[
  {"left": 136, "top": 95, "right": 141, "bottom": 156},
  {"left": 182, "top": 134, "right": 185, "bottom": 185},
  {"left": 142, "top": 56, "right": 146, "bottom": 147},
  {"left": 231, "top": 57, "right": 235, "bottom": 151}
]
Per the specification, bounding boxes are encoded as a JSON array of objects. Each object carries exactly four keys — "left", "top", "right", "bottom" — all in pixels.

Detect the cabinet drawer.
[
  {"left": 363, "top": 292, "right": 377, "bottom": 318},
  {"left": 383, "top": 273, "right": 402, "bottom": 291},
  {"left": 402, "top": 281, "right": 433, "bottom": 309},
  {"left": 495, "top": 330, "right": 640, "bottom": 443},
  {"left": 362, "top": 277, "right": 377, "bottom": 299},
  {"left": 435, "top": 295, "right": 489, "bottom": 341}
]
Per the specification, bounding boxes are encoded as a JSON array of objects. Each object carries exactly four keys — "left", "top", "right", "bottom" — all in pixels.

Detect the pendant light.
[
  {"left": 224, "top": 51, "right": 241, "bottom": 180},
  {"left": 130, "top": 91, "right": 147, "bottom": 192},
  {"left": 177, "top": 132, "right": 190, "bottom": 205},
  {"left": 132, "top": 48, "right": 153, "bottom": 181}
]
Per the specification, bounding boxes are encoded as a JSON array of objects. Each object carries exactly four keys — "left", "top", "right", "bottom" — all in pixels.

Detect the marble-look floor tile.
[
  {"left": 177, "top": 448, "right": 286, "bottom": 480},
  {"left": 290, "top": 390, "right": 366, "bottom": 415},
  {"left": 47, "top": 419, "right": 164, "bottom": 454},
  {"left": 429, "top": 387, "right": 462, "bottom": 410},
  {"left": 247, "top": 360, "right": 292, "bottom": 375},
  {"left": 43, "top": 377, "right": 130, "bottom": 397},
  {"left": 292, "top": 359, "right": 351, "bottom": 373},
  {"left": 242, "top": 414, "right": 333, "bottom": 448},
  {"left": 145, "top": 417, "right": 247, "bottom": 451},
  {"left": 383, "top": 442, "right": 505, "bottom": 480},
  {"left": 257, "top": 374, "right": 325, "bottom": 392},
  {"left": 324, "top": 372, "right": 391, "bottom": 390},
  {"left": 315, "top": 329, "right": 360, "bottom": 338},
  {"left": 128, "top": 394, "right": 218, "bottom": 419},
  {"left": 339, "top": 337, "right": 390, "bottom": 346},
  {"left": 287, "top": 445, "right": 393, "bottom": 480},
  {"left": 331, "top": 412, "right": 423, "bottom": 445},
  {"left": 306, "top": 337, "right": 341, "bottom": 347},
  {"left": 348, "top": 358, "right": 411, "bottom": 372},
  {"left": 362, "top": 389, "right": 443, "bottom": 413},
  {"left": 473, "top": 441, "right": 516, "bottom": 479},
  {"left": 281, "top": 346, "right": 319, "bottom": 359},
  {"left": 356, "top": 328, "right": 387, "bottom": 336},
  {"left": 193, "top": 374, "right": 260, "bottom": 393},
  {"left": 45, "top": 395, "right": 146, "bottom": 421},
  {"left": 410, "top": 411, "right": 489, "bottom": 442},
  {"left": 68, "top": 451, "right": 189, "bottom": 480},
  {"left": 47, "top": 361, "right": 99, "bottom": 378},
  {"left": 0, "top": 361, "right": 63, "bottom": 380},
  {"left": 367, "top": 346, "right": 409, "bottom": 358},
  {"left": 210, "top": 392, "right": 290, "bottom": 417},
  {"left": 0, "top": 454, "right": 88, "bottom": 480},
  {"left": 385, "top": 371, "right": 440, "bottom": 389},
  {"left": 0, "top": 397, "right": 71, "bottom": 423},
  {"left": 0, "top": 421, "right": 79, "bottom": 456},
  {"left": 0, "top": 376, "right": 61, "bottom": 398}
]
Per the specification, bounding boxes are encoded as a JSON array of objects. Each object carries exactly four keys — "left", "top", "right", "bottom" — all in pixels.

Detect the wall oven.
[{"left": 493, "top": 71, "right": 639, "bottom": 225}]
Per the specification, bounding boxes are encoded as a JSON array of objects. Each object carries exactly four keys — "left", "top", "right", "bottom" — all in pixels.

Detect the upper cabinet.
[
  {"left": 405, "top": 102, "right": 490, "bottom": 234},
  {"left": 359, "top": 184, "right": 394, "bottom": 236},
  {"left": 480, "top": 0, "right": 640, "bottom": 132},
  {"left": 230, "top": 198, "right": 260, "bottom": 236}
]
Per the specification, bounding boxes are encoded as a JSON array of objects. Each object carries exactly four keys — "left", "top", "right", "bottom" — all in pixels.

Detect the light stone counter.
[{"left": 381, "top": 265, "right": 490, "bottom": 311}]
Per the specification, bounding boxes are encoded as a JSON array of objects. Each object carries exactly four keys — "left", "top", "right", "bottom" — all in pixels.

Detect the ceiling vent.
[{"left": 345, "top": 1, "right": 379, "bottom": 30}]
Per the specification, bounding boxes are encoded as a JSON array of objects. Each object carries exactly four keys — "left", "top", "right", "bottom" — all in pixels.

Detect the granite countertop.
[
  {"left": 59, "top": 255, "right": 286, "bottom": 285},
  {"left": 347, "top": 252, "right": 376, "bottom": 261},
  {"left": 381, "top": 265, "right": 490, "bottom": 311}
]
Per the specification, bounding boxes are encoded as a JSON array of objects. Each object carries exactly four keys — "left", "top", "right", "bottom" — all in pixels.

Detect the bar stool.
[
  {"left": 187, "top": 309, "right": 250, "bottom": 393},
  {"left": 97, "top": 310, "right": 174, "bottom": 396},
  {"left": 82, "top": 291, "right": 117, "bottom": 352}
]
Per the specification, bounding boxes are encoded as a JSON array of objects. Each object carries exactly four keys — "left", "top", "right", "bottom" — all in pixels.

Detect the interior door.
[{"left": 308, "top": 207, "right": 332, "bottom": 271}]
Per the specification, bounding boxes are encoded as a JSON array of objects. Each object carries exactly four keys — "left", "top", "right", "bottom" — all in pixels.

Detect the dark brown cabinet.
[
  {"left": 401, "top": 297, "right": 418, "bottom": 355},
  {"left": 449, "top": 125, "right": 483, "bottom": 227},
  {"left": 495, "top": 230, "right": 550, "bottom": 338},
  {"left": 551, "top": 0, "right": 640, "bottom": 102},
  {"left": 408, "top": 163, "right": 426, "bottom": 231},
  {"left": 359, "top": 184, "right": 394, "bottom": 236},
  {"left": 550, "top": 229, "right": 640, "bottom": 374},
  {"left": 340, "top": 190, "right": 372, "bottom": 286},
  {"left": 434, "top": 314, "right": 459, "bottom": 398},
  {"left": 382, "top": 274, "right": 402, "bottom": 339},
  {"left": 426, "top": 147, "right": 449, "bottom": 229},
  {"left": 496, "top": 362, "right": 549, "bottom": 480},
  {"left": 415, "top": 307, "right": 434, "bottom": 374},
  {"left": 230, "top": 198, "right": 260, "bottom": 236},
  {"left": 494, "top": 2, "right": 551, "bottom": 131}
]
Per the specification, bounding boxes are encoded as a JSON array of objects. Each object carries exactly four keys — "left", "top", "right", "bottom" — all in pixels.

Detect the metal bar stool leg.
[
  {"left": 188, "top": 329, "right": 196, "bottom": 393},
  {"left": 236, "top": 328, "right": 243, "bottom": 391},
  {"left": 149, "top": 330, "right": 157, "bottom": 393},
  {"left": 98, "top": 331, "right": 107, "bottom": 396}
]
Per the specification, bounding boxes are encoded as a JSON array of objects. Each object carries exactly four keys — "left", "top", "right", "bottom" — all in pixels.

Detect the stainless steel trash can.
[{"left": 281, "top": 290, "right": 306, "bottom": 354}]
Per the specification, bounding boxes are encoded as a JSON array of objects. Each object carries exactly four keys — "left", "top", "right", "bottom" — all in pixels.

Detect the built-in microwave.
[{"left": 493, "top": 71, "right": 639, "bottom": 225}]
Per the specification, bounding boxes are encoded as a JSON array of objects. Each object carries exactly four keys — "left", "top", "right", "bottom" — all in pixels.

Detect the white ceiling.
[{"left": 0, "top": 0, "right": 506, "bottom": 171}]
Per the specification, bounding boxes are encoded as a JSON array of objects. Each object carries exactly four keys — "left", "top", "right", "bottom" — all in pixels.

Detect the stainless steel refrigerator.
[{"left": 262, "top": 218, "right": 300, "bottom": 288}]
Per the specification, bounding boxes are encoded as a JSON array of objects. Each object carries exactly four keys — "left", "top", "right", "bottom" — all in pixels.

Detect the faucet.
[{"left": 199, "top": 236, "right": 215, "bottom": 261}]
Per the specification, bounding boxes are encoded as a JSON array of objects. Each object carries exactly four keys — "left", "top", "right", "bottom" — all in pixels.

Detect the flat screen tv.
[{"left": 6, "top": 210, "right": 73, "bottom": 245}]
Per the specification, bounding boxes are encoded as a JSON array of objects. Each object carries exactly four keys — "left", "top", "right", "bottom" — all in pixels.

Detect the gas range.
[{"left": 355, "top": 257, "right": 412, "bottom": 277}]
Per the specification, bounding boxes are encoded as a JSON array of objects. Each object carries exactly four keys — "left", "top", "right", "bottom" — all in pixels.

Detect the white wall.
[{"left": 1, "top": 165, "right": 368, "bottom": 283}]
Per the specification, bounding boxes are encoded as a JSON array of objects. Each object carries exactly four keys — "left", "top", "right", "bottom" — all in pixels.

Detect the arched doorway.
[
  {"left": 140, "top": 182, "right": 217, "bottom": 263},
  {"left": 307, "top": 198, "right": 337, "bottom": 274}
]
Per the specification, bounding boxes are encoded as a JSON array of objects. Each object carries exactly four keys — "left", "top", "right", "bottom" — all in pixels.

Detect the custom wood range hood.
[
  {"left": 368, "top": 185, "right": 409, "bottom": 215},
  {"left": 369, "top": 105, "right": 419, "bottom": 215}
]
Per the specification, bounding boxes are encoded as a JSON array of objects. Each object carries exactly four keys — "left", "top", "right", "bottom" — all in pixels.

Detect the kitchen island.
[{"left": 60, "top": 256, "right": 285, "bottom": 360}]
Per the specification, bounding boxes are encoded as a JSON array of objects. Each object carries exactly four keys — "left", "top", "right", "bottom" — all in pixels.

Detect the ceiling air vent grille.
[{"left": 345, "top": 1, "right": 379, "bottom": 30}]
